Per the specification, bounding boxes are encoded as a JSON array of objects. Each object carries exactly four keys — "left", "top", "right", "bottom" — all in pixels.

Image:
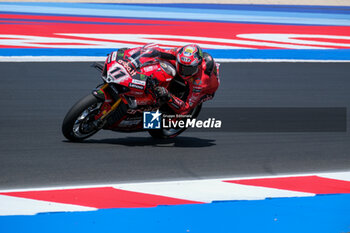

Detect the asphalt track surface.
[{"left": 0, "top": 62, "right": 349, "bottom": 189}]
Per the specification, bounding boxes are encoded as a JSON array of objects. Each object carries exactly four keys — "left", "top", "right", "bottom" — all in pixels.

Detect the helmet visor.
[{"left": 177, "top": 63, "right": 198, "bottom": 77}]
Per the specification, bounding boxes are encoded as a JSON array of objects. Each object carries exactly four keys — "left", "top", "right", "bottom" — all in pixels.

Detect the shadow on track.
[{"left": 63, "top": 136, "right": 216, "bottom": 148}]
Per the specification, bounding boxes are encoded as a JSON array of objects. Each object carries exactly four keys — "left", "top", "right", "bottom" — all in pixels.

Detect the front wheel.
[
  {"left": 62, "top": 94, "right": 103, "bottom": 142},
  {"left": 148, "top": 104, "right": 202, "bottom": 139}
]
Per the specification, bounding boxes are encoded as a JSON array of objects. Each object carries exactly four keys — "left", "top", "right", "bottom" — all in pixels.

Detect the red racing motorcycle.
[{"left": 62, "top": 47, "right": 203, "bottom": 141}]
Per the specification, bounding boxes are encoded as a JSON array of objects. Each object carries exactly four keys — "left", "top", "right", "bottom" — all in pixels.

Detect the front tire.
[{"left": 62, "top": 94, "right": 103, "bottom": 142}]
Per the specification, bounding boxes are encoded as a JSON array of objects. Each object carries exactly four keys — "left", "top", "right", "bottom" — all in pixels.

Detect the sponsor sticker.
[
  {"left": 117, "top": 50, "right": 125, "bottom": 58},
  {"left": 143, "top": 65, "right": 158, "bottom": 73},
  {"left": 184, "top": 46, "right": 195, "bottom": 56},
  {"left": 117, "top": 59, "right": 137, "bottom": 76},
  {"left": 139, "top": 74, "right": 148, "bottom": 81},
  {"left": 111, "top": 51, "right": 117, "bottom": 61},
  {"left": 132, "top": 79, "right": 146, "bottom": 86},
  {"left": 193, "top": 77, "right": 202, "bottom": 85},
  {"left": 128, "top": 48, "right": 139, "bottom": 56},
  {"left": 193, "top": 87, "right": 202, "bottom": 93},
  {"left": 181, "top": 57, "right": 191, "bottom": 63},
  {"left": 129, "top": 83, "right": 144, "bottom": 90}
]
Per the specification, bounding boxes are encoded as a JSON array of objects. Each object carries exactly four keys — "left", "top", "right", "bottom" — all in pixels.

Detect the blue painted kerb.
[{"left": 1, "top": 194, "right": 349, "bottom": 233}]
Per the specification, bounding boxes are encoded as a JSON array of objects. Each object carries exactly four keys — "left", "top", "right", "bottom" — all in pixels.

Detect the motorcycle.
[{"left": 62, "top": 46, "right": 203, "bottom": 141}]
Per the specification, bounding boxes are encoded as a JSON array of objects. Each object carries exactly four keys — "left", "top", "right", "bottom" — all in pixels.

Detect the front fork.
[{"left": 92, "top": 83, "right": 123, "bottom": 128}]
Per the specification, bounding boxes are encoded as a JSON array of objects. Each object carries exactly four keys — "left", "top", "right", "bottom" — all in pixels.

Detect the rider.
[{"left": 149, "top": 43, "right": 220, "bottom": 115}]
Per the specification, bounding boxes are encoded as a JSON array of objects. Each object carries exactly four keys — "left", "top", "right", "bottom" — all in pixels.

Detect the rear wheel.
[
  {"left": 62, "top": 94, "right": 103, "bottom": 142},
  {"left": 148, "top": 104, "right": 202, "bottom": 139}
]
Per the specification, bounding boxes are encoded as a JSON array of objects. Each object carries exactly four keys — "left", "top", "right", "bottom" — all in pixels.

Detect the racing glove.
[{"left": 154, "top": 86, "right": 171, "bottom": 102}]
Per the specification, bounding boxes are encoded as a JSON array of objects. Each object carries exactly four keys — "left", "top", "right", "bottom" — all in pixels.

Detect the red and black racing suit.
[{"left": 153, "top": 46, "right": 220, "bottom": 115}]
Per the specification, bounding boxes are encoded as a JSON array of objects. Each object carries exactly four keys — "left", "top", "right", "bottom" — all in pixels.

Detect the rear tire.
[
  {"left": 62, "top": 94, "right": 102, "bottom": 142},
  {"left": 148, "top": 104, "right": 202, "bottom": 139}
]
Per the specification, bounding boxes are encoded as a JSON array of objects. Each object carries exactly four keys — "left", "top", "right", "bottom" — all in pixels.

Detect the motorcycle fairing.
[{"left": 99, "top": 47, "right": 176, "bottom": 131}]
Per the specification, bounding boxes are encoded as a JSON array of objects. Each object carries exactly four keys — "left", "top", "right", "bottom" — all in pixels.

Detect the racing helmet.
[{"left": 176, "top": 44, "right": 203, "bottom": 80}]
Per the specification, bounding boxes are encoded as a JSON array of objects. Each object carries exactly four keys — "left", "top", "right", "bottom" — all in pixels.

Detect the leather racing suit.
[{"left": 152, "top": 45, "right": 220, "bottom": 115}]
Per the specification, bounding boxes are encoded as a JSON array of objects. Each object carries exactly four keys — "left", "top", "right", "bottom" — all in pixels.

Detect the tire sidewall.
[{"left": 62, "top": 94, "right": 102, "bottom": 142}]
